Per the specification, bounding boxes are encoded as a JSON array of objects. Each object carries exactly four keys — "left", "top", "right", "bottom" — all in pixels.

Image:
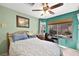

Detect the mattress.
[{"left": 9, "top": 37, "right": 62, "bottom": 56}]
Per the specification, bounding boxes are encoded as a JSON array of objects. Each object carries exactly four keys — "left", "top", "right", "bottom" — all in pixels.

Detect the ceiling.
[{"left": 0, "top": 3, "right": 79, "bottom": 19}]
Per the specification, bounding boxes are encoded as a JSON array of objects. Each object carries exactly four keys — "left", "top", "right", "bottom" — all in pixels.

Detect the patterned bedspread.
[{"left": 9, "top": 37, "right": 62, "bottom": 56}]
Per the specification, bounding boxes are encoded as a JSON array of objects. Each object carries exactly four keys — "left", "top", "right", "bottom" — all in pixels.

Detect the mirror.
[{"left": 39, "top": 21, "right": 46, "bottom": 35}]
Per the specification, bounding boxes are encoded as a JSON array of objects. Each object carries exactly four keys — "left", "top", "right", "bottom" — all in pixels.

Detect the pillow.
[
  {"left": 28, "top": 35, "right": 36, "bottom": 38},
  {"left": 12, "top": 33, "right": 28, "bottom": 42}
]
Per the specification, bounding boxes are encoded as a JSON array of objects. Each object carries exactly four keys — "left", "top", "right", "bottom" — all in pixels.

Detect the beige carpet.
[{"left": 61, "top": 47, "right": 79, "bottom": 56}]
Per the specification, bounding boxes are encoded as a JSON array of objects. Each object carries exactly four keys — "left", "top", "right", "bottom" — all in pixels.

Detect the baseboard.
[{"left": 58, "top": 45, "right": 67, "bottom": 48}]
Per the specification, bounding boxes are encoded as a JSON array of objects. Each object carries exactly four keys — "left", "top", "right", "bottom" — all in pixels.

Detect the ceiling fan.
[{"left": 32, "top": 3, "right": 63, "bottom": 16}]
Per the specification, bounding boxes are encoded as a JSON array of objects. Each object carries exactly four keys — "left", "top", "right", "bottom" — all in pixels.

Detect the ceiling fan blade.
[
  {"left": 41, "top": 13, "right": 43, "bottom": 16},
  {"left": 32, "top": 9, "right": 42, "bottom": 11},
  {"left": 48, "top": 10, "right": 54, "bottom": 14},
  {"left": 27, "top": 3, "right": 35, "bottom": 6},
  {"left": 50, "top": 3, "right": 63, "bottom": 9}
]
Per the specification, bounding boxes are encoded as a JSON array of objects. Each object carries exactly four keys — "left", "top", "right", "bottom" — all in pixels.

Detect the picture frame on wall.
[{"left": 16, "top": 15, "right": 29, "bottom": 28}]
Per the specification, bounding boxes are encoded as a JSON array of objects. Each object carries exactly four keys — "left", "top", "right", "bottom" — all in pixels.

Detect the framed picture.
[{"left": 16, "top": 15, "right": 29, "bottom": 28}]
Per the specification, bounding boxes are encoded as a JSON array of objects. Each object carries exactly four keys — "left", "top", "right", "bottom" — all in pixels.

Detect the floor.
[{"left": 60, "top": 45, "right": 79, "bottom": 56}]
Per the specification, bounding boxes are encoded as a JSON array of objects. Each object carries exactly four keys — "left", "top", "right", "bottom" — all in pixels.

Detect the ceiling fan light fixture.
[{"left": 32, "top": 3, "right": 63, "bottom": 16}]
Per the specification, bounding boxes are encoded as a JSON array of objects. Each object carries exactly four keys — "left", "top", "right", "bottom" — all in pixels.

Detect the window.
[{"left": 48, "top": 19, "right": 72, "bottom": 39}]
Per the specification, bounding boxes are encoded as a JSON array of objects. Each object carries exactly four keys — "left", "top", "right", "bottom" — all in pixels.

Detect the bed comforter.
[{"left": 9, "top": 37, "right": 62, "bottom": 56}]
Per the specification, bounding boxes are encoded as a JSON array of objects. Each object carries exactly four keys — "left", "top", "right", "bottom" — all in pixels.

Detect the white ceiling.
[{"left": 0, "top": 3, "right": 79, "bottom": 19}]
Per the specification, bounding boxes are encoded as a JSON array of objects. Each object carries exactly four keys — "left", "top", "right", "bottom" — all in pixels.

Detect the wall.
[
  {"left": 40, "top": 10, "right": 79, "bottom": 49},
  {"left": 77, "top": 14, "right": 79, "bottom": 50},
  {"left": 78, "top": 26, "right": 79, "bottom": 50},
  {"left": 0, "top": 5, "right": 39, "bottom": 54}
]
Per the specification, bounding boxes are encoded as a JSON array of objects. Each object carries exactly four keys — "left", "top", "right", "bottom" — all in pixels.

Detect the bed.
[{"left": 7, "top": 31, "right": 63, "bottom": 56}]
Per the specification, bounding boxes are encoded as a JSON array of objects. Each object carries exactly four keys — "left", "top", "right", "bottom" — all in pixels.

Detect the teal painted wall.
[
  {"left": 0, "top": 6, "right": 39, "bottom": 54},
  {"left": 77, "top": 15, "right": 79, "bottom": 50},
  {"left": 78, "top": 25, "right": 79, "bottom": 50},
  {"left": 40, "top": 10, "right": 79, "bottom": 49}
]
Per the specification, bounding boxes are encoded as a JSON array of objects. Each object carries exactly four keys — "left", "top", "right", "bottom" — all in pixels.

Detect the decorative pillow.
[
  {"left": 12, "top": 33, "right": 28, "bottom": 42},
  {"left": 28, "top": 35, "right": 36, "bottom": 38}
]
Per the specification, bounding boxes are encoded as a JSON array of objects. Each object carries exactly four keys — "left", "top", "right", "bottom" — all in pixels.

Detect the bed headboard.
[
  {"left": 7, "top": 31, "right": 29, "bottom": 55},
  {"left": 7, "top": 31, "right": 29, "bottom": 42}
]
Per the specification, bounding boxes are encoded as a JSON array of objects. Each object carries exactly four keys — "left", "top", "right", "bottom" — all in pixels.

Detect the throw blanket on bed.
[{"left": 9, "top": 37, "right": 62, "bottom": 56}]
